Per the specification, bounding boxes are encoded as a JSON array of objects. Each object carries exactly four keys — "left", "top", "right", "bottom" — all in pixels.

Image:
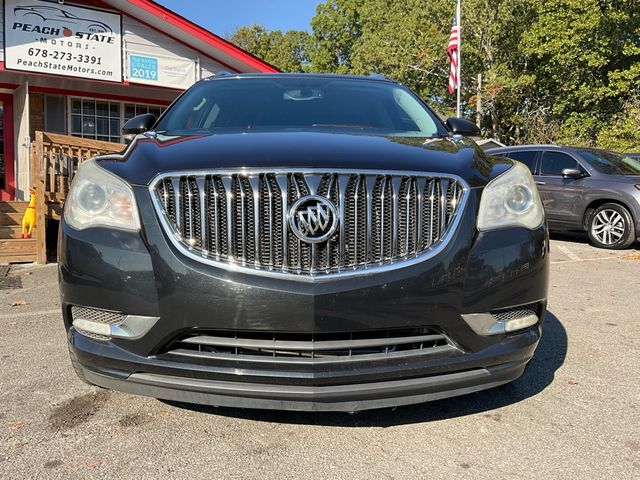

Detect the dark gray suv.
[
  {"left": 59, "top": 74, "right": 550, "bottom": 412},
  {"left": 487, "top": 145, "right": 640, "bottom": 249}
]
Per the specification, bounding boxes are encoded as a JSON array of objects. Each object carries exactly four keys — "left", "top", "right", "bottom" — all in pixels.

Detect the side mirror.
[
  {"left": 562, "top": 168, "right": 583, "bottom": 179},
  {"left": 122, "top": 113, "right": 156, "bottom": 136},
  {"left": 445, "top": 117, "right": 481, "bottom": 137}
]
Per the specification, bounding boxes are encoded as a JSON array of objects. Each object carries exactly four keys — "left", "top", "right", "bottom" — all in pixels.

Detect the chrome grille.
[{"left": 151, "top": 170, "right": 467, "bottom": 279}]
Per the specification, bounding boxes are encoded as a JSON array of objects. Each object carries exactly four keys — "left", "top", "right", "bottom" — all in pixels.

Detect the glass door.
[{"left": 0, "top": 94, "right": 15, "bottom": 200}]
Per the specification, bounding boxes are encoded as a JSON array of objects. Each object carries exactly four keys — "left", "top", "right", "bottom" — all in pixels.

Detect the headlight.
[
  {"left": 477, "top": 162, "right": 544, "bottom": 231},
  {"left": 64, "top": 159, "right": 140, "bottom": 231}
]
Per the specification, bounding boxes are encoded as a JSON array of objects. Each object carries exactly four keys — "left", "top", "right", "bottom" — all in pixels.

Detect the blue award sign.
[{"left": 129, "top": 55, "right": 159, "bottom": 81}]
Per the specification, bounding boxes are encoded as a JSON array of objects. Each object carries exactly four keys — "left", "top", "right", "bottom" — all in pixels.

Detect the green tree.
[
  {"left": 229, "top": 24, "right": 311, "bottom": 72},
  {"left": 305, "top": 0, "right": 455, "bottom": 106},
  {"left": 228, "top": 0, "right": 640, "bottom": 151},
  {"left": 308, "top": 0, "right": 362, "bottom": 73},
  {"left": 460, "top": 0, "right": 538, "bottom": 142},
  {"left": 348, "top": 0, "right": 453, "bottom": 101},
  {"left": 596, "top": 97, "right": 640, "bottom": 152},
  {"left": 523, "top": 0, "right": 640, "bottom": 146}
]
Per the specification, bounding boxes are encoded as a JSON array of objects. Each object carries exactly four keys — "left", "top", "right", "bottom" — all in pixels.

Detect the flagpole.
[{"left": 456, "top": 0, "right": 461, "bottom": 117}]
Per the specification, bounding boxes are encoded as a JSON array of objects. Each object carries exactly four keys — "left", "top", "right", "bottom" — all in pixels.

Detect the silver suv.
[{"left": 487, "top": 145, "right": 640, "bottom": 249}]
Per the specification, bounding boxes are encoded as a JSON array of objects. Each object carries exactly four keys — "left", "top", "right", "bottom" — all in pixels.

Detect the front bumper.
[
  {"left": 78, "top": 358, "right": 530, "bottom": 412},
  {"left": 60, "top": 186, "right": 549, "bottom": 411}
]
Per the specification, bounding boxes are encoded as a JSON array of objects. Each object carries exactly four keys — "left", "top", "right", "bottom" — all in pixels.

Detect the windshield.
[
  {"left": 155, "top": 76, "right": 445, "bottom": 138},
  {"left": 577, "top": 149, "right": 640, "bottom": 175}
]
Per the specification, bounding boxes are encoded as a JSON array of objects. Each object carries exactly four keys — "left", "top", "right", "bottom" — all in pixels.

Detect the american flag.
[{"left": 447, "top": 16, "right": 460, "bottom": 94}]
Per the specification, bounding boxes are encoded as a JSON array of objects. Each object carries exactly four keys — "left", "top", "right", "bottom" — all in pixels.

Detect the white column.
[{"left": 13, "top": 81, "right": 30, "bottom": 200}]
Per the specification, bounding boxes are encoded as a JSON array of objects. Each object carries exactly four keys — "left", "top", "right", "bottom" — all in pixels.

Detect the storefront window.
[
  {"left": 71, "top": 98, "right": 121, "bottom": 143},
  {"left": 124, "top": 103, "right": 165, "bottom": 121},
  {"left": 69, "top": 97, "right": 166, "bottom": 143}
]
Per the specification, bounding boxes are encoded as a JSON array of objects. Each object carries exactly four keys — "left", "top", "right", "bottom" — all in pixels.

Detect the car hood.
[{"left": 97, "top": 131, "right": 511, "bottom": 188}]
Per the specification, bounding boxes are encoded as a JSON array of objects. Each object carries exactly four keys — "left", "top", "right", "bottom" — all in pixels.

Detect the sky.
[{"left": 156, "top": 1, "right": 320, "bottom": 38}]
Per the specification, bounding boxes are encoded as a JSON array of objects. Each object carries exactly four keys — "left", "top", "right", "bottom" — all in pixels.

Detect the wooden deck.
[
  {"left": 0, "top": 132, "right": 125, "bottom": 264},
  {"left": 0, "top": 201, "right": 37, "bottom": 263}
]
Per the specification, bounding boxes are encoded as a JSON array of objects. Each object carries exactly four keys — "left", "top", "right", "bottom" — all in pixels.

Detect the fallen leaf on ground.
[
  {"left": 621, "top": 253, "right": 640, "bottom": 260},
  {"left": 15, "top": 442, "right": 28, "bottom": 448},
  {"left": 87, "top": 459, "right": 102, "bottom": 469},
  {"left": 567, "top": 380, "right": 579, "bottom": 385},
  {"left": 9, "top": 421, "right": 26, "bottom": 430},
  {"left": 10, "top": 300, "right": 27, "bottom": 306}
]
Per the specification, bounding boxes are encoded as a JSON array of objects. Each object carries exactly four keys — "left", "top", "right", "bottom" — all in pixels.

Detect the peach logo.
[{"left": 63, "top": 27, "right": 73, "bottom": 37}]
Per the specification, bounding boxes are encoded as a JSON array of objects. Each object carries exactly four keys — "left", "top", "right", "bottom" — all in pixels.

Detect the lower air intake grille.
[
  {"left": 70, "top": 306, "right": 125, "bottom": 340},
  {"left": 491, "top": 303, "right": 540, "bottom": 323},
  {"left": 71, "top": 306, "right": 126, "bottom": 325},
  {"left": 163, "top": 328, "right": 456, "bottom": 364}
]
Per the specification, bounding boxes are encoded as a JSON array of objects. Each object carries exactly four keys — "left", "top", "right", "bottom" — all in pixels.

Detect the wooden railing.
[
  {"left": 31, "top": 131, "right": 125, "bottom": 263},
  {"left": 31, "top": 131, "right": 125, "bottom": 201}
]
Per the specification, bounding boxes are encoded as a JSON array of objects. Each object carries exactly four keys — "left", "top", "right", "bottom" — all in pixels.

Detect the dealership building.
[{"left": 0, "top": 0, "right": 277, "bottom": 202}]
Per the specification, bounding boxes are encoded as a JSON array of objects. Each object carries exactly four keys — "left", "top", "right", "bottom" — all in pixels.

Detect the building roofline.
[{"left": 104, "top": 0, "right": 279, "bottom": 73}]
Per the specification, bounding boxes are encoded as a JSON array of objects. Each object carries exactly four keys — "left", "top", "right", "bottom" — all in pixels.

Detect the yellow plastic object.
[{"left": 21, "top": 189, "right": 37, "bottom": 239}]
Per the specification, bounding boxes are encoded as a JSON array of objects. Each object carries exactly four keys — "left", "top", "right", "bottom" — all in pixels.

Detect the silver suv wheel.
[
  {"left": 587, "top": 203, "right": 635, "bottom": 249},
  {"left": 591, "top": 209, "right": 625, "bottom": 245}
]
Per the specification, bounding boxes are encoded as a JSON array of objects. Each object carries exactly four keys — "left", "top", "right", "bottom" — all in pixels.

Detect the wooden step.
[
  {"left": 0, "top": 225, "right": 38, "bottom": 239},
  {"left": 0, "top": 212, "right": 26, "bottom": 226},
  {"left": 0, "top": 238, "right": 37, "bottom": 263},
  {"left": 0, "top": 201, "right": 30, "bottom": 213}
]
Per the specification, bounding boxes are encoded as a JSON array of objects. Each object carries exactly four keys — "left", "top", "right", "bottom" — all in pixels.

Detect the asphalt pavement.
[{"left": 0, "top": 234, "right": 638, "bottom": 479}]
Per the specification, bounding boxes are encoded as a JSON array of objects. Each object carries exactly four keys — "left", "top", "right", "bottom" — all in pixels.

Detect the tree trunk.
[{"left": 491, "top": 100, "right": 499, "bottom": 140}]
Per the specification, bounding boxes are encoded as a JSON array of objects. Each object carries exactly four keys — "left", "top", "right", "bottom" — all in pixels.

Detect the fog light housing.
[
  {"left": 71, "top": 306, "right": 158, "bottom": 341},
  {"left": 504, "top": 313, "right": 538, "bottom": 333},
  {"left": 461, "top": 303, "right": 540, "bottom": 335}
]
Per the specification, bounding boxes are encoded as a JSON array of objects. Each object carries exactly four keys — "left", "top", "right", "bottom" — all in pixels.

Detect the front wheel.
[{"left": 587, "top": 203, "right": 635, "bottom": 249}]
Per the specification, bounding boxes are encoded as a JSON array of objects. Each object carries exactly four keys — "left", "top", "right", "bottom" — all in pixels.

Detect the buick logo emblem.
[{"left": 289, "top": 195, "right": 339, "bottom": 243}]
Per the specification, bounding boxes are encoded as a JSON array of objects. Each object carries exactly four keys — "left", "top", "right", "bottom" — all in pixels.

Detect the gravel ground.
[{"left": 0, "top": 234, "right": 639, "bottom": 479}]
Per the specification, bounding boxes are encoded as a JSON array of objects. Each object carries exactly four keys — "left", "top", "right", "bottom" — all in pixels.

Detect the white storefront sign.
[
  {"left": 3, "top": 0, "right": 122, "bottom": 82},
  {"left": 127, "top": 52, "right": 197, "bottom": 89}
]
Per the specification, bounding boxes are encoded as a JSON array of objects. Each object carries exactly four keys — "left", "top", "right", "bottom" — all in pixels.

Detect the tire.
[{"left": 587, "top": 203, "right": 636, "bottom": 249}]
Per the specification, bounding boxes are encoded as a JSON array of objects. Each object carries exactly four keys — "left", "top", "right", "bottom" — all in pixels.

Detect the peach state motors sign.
[{"left": 4, "top": 0, "right": 122, "bottom": 82}]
